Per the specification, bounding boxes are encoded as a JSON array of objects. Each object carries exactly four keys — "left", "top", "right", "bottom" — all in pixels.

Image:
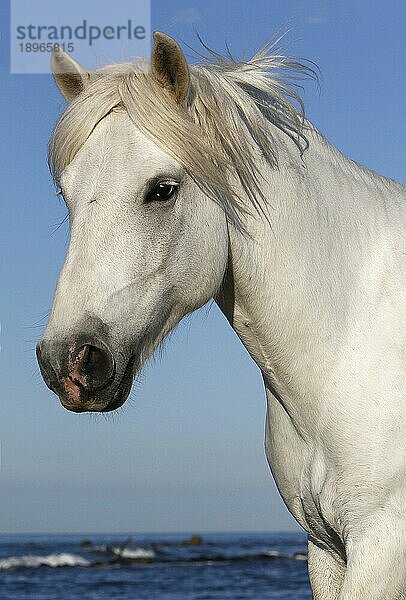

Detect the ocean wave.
[
  {"left": 90, "top": 544, "right": 155, "bottom": 559},
  {"left": 264, "top": 550, "right": 307, "bottom": 560},
  {"left": 0, "top": 553, "right": 90, "bottom": 570},
  {"left": 265, "top": 550, "right": 286, "bottom": 558},
  {"left": 184, "top": 551, "right": 308, "bottom": 563},
  {"left": 116, "top": 547, "right": 155, "bottom": 559},
  {"left": 0, "top": 544, "right": 306, "bottom": 570}
]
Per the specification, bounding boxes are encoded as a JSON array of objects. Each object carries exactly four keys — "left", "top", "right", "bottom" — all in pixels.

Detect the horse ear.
[
  {"left": 151, "top": 31, "right": 190, "bottom": 105},
  {"left": 51, "top": 49, "right": 90, "bottom": 101}
]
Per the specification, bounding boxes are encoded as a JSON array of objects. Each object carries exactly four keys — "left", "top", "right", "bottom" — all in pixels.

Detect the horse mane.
[{"left": 49, "top": 36, "right": 316, "bottom": 224}]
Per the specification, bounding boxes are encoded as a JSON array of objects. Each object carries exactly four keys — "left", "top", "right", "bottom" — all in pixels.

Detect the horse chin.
[{"left": 100, "top": 370, "right": 134, "bottom": 412}]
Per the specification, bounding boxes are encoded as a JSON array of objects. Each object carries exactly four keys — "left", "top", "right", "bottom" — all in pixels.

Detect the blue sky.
[{"left": 0, "top": 0, "right": 405, "bottom": 534}]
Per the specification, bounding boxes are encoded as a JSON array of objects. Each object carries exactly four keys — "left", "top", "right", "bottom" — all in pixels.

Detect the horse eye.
[{"left": 146, "top": 181, "right": 179, "bottom": 203}]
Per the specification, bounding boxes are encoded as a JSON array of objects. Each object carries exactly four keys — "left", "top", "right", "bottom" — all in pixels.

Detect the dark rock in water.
[
  {"left": 183, "top": 535, "right": 203, "bottom": 546},
  {"left": 80, "top": 540, "right": 93, "bottom": 547},
  {"left": 152, "top": 534, "right": 205, "bottom": 548},
  {"left": 25, "top": 541, "right": 42, "bottom": 548}
]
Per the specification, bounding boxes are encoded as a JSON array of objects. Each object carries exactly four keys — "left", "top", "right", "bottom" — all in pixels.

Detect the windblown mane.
[{"left": 49, "top": 37, "right": 316, "bottom": 224}]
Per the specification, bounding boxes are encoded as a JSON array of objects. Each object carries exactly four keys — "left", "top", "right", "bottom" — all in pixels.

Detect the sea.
[{"left": 0, "top": 532, "right": 311, "bottom": 599}]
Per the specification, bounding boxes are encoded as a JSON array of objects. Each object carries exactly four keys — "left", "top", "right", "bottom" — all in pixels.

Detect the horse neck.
[{"left": 216, "top": 127, "right": 403, "bottom": 420}]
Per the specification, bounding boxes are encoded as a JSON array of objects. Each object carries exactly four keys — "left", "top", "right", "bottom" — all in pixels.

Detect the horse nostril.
[{"left": 69, "top": 343, "right": 115, "bottom": 392}]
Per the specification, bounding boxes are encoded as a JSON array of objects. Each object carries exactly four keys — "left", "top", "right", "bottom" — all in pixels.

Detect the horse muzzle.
[{"left": 36, "top": 333, "right": 134, "bottom": 412}]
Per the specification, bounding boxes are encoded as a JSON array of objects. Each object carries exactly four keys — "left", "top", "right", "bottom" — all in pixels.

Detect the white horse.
[{"left": 37, "top": 32, "right": 406, "bottom": 599}]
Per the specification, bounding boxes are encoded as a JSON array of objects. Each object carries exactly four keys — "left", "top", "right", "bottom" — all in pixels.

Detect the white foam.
[
  {"left": 112, "top": 546, "right": 155, "bottom": 559},
  {"left": 293, "top": 553, "right": 308, "bottom": 561},
  {"left": 0, "top": 553, "right": 90, "bottom": 570},
  {"left": 265, "top": 550, "right": 308, "bottom": 561},
  {"left": 91, "top": 544, "right": 155, "bottom": 559}
]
